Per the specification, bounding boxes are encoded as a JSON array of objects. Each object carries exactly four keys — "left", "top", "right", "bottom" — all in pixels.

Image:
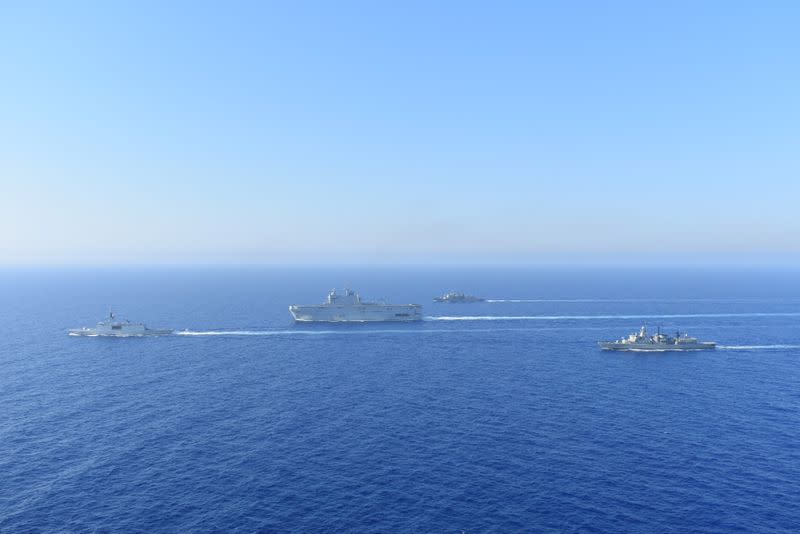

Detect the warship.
[
  {"left": 289, "top": 288, "right": 423, "bottom": 322},
  {"left": 69, "top": 311, "right": 173, "bottom": 337},
  {"left": 433, "top": 292, "right": 485, "bottom": 303},
  {"left": 599, "top": 325, "right": 716, "bottom": 351}
]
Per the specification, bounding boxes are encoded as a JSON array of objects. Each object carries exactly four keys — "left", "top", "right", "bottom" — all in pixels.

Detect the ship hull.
[
  {"left": 599, "top": 342, "right": 716, "bottom": 351},
  {"left": 289, "top": 304, "right": 422, "bottom": 322}
]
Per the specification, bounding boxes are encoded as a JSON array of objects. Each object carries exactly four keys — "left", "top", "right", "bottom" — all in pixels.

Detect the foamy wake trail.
[
  {"left": 486, "top": 299, "right": 651, "bottom": 303},
  {"left": 426, "top": 312, "right": 800, "bottom": 321},
  {"left": 177, "top": 330, "right": 359, "bottom": 336},
  {"left": 177, "top": 330, "right": 302, "bottom": 336},
  {"left": 175, "top": 328, "right": 498, "bottom": 337},
  {"left": 718, "top": 345, "right": 800, "bottom": 350},
  {"left": 486, "top": 299, "right": 549, "bottom": 303},
  {"left": 486, "top": 298, "right": 800, "bottom": 303}
]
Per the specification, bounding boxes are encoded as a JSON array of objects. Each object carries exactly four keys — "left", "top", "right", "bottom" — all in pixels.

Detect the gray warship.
[
  {"left": 69, "top": 311, "right": 173, "bottom": 337},
  {"left": 289, "top": 288, "right": 423, "bottom": 322},
  {"left": 433, "top": 291, "right": 485, "bottom": 303},
  {"left": 599, "top": 325, "right": 716, "bottom": 351}
]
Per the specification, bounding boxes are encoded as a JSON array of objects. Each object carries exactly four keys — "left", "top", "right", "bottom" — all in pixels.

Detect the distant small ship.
[
  {"left": 69, "top": 311, "right": 173, "bottom": 337},
  {"left": 289, "top": 288, "right": 423, "bottom": 322},
  {"left": 599, "top": 325, "right": 716, "bottom": 351},
  {"left": 433, "top": 292, "right": 485, "bottom": 303}
]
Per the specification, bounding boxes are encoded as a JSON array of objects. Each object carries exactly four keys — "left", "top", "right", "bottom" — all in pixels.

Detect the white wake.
[
  {"left": 718, "top": 344, "right": 800, "bottom": 350},
  {"left": 426, "top": 312, "right": 800, "bottom": 321},
  {"left": 175, "top": 328, "right": 500, "bottom": 337},
  {"left": 485, "top": 298, "right": 800, "bottom": 303}
]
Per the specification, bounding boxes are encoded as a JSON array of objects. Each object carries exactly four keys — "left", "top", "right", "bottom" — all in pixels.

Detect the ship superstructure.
[{"left": 289, "top": 288, "right": 423, "bottom": 322}]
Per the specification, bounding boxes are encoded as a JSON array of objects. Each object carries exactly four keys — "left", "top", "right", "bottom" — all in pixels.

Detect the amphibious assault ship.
[
  {"left": 69, "top": 311, "right": 172, "bottom": 337},
  {"left": 599, "top": 325, "right": 716, "bottom": 351},
  {"left": 289, "top": 288, "right": 423, "bottom": 322}
]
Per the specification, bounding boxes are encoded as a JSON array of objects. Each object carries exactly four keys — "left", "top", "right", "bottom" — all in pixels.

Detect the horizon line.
[{"left": 2, "top": 260, "right": 800, "bottom": 269}]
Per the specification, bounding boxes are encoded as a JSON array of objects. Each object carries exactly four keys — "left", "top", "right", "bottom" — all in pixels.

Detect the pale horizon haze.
[{"left": 2, "top": 1, "right": 799, "bottom": 265}]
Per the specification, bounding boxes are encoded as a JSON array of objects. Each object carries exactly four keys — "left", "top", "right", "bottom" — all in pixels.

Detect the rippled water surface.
[{"left": 2, "top": 266, "right": 800, "bottom": 532}]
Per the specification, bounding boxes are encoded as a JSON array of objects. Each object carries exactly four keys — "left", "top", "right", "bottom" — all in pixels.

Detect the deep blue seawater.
[{"left": 2, "top": 266, "right": 800, "bottom": 532}]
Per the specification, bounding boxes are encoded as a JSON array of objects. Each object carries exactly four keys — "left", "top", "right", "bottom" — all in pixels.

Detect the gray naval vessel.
[
  {"left": 599, "top": 325, "right": 716, "bottom": 351},
  {"left": 433, "top": 291, "right": 485, "bottom": 303},
  {"left": 289, "top": 288, "right": 423, "bottom": 322},
  {"left": 69, "top": 311, "right": 173, "bottom": 337}
]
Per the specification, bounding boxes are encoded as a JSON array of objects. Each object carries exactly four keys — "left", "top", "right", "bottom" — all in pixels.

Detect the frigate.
[
  {"left": 599, "top": 325, "right": 716, "bottom": 351},
  {"left": 69, "top": 311, "right": 173, "bottom": 337},
  {"left": 433, "top": 292, "right": 485, "bottom": 303},
  {"left": 289, "top": 288, "right": 423, "bottom": 322}
]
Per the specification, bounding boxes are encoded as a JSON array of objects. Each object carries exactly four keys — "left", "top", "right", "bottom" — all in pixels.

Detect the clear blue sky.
[{"left": 2, "top": 1, "right": 799, "bottom": 264}]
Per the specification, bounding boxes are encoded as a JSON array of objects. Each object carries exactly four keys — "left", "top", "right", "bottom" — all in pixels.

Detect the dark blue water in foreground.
[{"left": 2, "top": 266, "right": 800, "bottom": 532}]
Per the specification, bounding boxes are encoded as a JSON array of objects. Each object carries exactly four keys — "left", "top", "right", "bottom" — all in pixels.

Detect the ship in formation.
[
  {"left": 289, "top": 288, "right": 423, "bottom": 322},
  {"left": 68, "top": 298, "right": 724, "bottom": 346},
  {"left": 599, "top": 325, "right": 716, "bottom": 351},
  {"left": 69, "top": 311, "right": 173, "bottom": 337},
  {"left": 433, "top": 291, "right": 485, "bottom": 303}
]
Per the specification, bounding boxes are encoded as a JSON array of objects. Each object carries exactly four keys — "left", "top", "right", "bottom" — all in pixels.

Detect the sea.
[{"left": 1, "top": 265, "right": 799, "bottom": 532}]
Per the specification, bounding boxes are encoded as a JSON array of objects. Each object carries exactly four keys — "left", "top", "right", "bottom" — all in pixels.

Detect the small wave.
[
  {"left": 718, "top": 344, "right": 800, "bottom": 350},
  {"left": 426, "top": 312, "right": 800, "bottom": 321}
]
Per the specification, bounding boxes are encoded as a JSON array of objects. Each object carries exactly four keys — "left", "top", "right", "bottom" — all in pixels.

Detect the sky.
[{"left": 1, "top": 1, "right": 799, "bottom": 264}]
